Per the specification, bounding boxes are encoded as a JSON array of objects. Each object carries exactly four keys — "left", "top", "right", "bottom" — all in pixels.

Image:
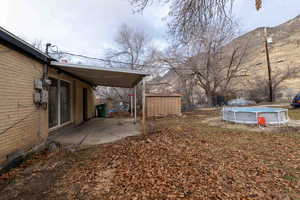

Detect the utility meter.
[
  {"left": 41, "top": 90, "right": 48, "bottom": 103},
  {"left": 34, "top": 80, "right": 43, "bottom": 90}
]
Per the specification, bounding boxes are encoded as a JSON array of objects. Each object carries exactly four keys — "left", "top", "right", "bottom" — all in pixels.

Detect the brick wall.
[
  {"left": 0, "top": 43, "right": 96, "bottom": 166},
  {"left": 0, "top": 44, "right": 48, "bottom": 165}
]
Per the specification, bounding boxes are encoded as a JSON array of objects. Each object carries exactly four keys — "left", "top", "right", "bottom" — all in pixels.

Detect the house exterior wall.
[
  {"left": 0, "top": 43, "right": 95, "bottom": 167},
  {"left": 73, "top": 79, "right": 95, "bottom": 124},
  {"left": 48, "top": 68, "right": 96, "bottom": 126},
  {"left": 0, "top": 43, "right": 48, "bottom": 165}
]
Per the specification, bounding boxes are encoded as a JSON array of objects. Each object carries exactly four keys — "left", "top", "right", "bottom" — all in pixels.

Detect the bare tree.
[
  {"left": 96, "top": 86, "right": 129, "bottom": 104},
  {"left": 151, "top": 16, "right": 248, "bottom": 106},
  {"left": 130, "top": 0, "right": 233, "bottom": 43},
  {"left": 247, "top": 64, "right": 300, "bottom": 102},
  {"left": 173, "top": 17, "right": 248, "bottom": 106},
  {"left": 130, "top": 0, "right": 264, "bottom": 43},
  {"left": 151, "top": 45, "right": 198, "bottom": 108},
  {"left": 31, "top": 39, "right": 44, "bottom": 51},
  {"left": 106, "top": 23, "right": 151, "bottom": 70},
  {"left": 129, "top": 1, "right": 240, "bottom": 110},
  {"left": 99, "top": 23, "right": 154, "bottom": 111},
  {"left": 31, "top": 40, "right": 66, "bottom": 61},
  {"left": 130, "top": 0, "right": 262, "bottom": 14},
  {"left": 48, "top": 50, "right": 67, "bottom": 61},
  {"left": 193, "top": 49, "right": 248, "bottom": 105},
  {"left": 177, "top": 75, "right": 198, "bottom": 108},
  {"left": 272, "top": 66, "right": 299, "bottom": 99}
]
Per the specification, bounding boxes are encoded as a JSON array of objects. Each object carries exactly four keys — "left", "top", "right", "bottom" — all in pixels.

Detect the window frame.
[{"left": 48, "top": 77, "right": 73, "bottom": 131}]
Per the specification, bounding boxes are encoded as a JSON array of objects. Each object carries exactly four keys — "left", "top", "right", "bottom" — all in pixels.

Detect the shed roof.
[
  {"left": 51, "top": 61, "right": 148, "bottom": 88},
  {"left": 146, "top": 93, "right": 182, "bottom": 97}
]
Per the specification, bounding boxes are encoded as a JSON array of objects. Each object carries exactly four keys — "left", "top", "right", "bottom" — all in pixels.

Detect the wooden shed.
[{"left": 146, "top": 94, "right": 182, "bottom": 117}]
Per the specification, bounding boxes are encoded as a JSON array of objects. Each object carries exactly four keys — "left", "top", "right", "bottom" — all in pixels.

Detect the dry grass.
[{"left": 288, "top": 107, "right": 300, "bottom": 120}]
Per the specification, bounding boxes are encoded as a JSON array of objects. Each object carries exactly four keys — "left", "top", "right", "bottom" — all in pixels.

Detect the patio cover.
[{"left": 50, "top": 61, "right": 148, "bottom": 88}]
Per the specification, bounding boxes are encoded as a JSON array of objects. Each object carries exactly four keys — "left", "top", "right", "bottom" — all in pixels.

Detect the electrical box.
[
  {"left": 34, "top": 80, "right": 43, "bottom": 90},
  {"left": 44, "top": 79, "right": 52, "bottom": 86},
  {"left": 34, "top": 90, "right": 48, "bottom": 104},
  {"left": 34, "top": 92, "right": 41, "bottom": 103},
  {"left": 41, "top": 90, "right": 48, "bottom": 103},
  {"left": 267, "top": 37, "right": 273, "bottom": 44}
]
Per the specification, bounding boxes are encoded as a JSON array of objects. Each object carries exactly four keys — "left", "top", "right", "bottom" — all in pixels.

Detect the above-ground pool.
[{"left": 222, "top": 107, "right": 289, "bottom": 125}]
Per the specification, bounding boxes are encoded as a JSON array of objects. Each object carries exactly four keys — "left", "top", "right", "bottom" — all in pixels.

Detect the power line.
[
  {"left": 50, "top": 51, "right": 150, "bottom": 68},
  {"left": 49, "top": 50, "right": 197, "bottom": 71}
]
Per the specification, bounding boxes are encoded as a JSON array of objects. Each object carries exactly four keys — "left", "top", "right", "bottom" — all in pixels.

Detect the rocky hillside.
[
  {"left": 152, "top": 15, "right": 300, "bottom": 100},
  {"left": 232, "top": 15, "right": 300, "bottom": 98}
]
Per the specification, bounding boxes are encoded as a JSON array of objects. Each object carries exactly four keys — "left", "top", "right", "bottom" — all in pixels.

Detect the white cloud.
[
  {"left": 0, "top": 0, "right": 167, "bottom": 57},
  {"left": 1, "top": 0, "right": 299, "bottom": 59}
]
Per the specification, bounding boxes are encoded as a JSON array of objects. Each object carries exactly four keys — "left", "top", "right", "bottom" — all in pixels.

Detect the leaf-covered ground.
[{"left": 0, "top": 110, "right": 299, "bottom": 200}]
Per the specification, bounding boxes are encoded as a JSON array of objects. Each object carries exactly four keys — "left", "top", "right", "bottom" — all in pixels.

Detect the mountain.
[
  {"left": 151, "top": 15, "right": 300, "bottom": 101},
  {"left": 232, "top": 15, "right": 300, "bottom": 99}
]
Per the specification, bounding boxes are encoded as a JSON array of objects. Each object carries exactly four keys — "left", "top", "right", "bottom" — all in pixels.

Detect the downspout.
[
  {"left": 40, "top": 43, "right": 52, "bottom": 110},
  {"left": 44, "top": 43, "right": 52, "bottom": 80},
  {"left": 36, "top": 44, "right": 51, "bottom": 140}
]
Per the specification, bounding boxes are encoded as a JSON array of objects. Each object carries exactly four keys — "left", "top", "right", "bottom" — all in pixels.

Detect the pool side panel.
[{"left": 222, "top": 107, "right": 289, "bottom": 125}]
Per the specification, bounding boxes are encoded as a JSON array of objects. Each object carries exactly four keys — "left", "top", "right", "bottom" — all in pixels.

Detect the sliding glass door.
[
  {"left": 48, "top": 78, "right": 71, "bottom": 129},
  {"left": 49, "top": 78, "right": 58, "bottom": 128},
  {"left": 60, "top": 80, "right": 71, "bottom": 124}
]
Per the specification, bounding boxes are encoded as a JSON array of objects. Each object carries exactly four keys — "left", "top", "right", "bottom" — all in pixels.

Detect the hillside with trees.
[{"left": 150, "top": 15, "right": 300, "bottom": 106}]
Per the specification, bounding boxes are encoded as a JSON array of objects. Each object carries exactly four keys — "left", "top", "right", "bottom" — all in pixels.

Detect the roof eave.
[
  {"left": 50, "top": 61, "right": 149, "bottom": 88},
  {"left": 50, "top": 61, "right": 149, "bottom": 76},
  {"left": 0, "top": 26, "right": 52, "bottom": 63}
]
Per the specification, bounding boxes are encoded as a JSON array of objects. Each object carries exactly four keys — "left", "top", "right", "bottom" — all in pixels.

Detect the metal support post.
[
  {"left": 134, "top": 86, "right": 137, "bottom": 124},
  {"left": 142, "top": 79, "right": 146, "bottom": 134}
]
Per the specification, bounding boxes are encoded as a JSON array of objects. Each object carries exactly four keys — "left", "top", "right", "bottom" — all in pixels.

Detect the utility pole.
[{"left": 264, "top": 27, "right": 273, "bottom": 102}]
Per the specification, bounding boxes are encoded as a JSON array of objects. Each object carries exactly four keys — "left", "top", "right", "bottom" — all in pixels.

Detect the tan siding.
[{"left": 146, "top": 95, "right": 181, "bottom": 117}]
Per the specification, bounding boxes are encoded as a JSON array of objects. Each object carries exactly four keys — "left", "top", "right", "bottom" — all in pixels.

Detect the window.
[{"left": 48, "top": 78, "right": 71, "bottom": 129}]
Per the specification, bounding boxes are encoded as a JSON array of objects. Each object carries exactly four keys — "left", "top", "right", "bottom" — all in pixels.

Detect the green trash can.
[{"left": 96, "top": 104, "right": 106, "bottom": 118}]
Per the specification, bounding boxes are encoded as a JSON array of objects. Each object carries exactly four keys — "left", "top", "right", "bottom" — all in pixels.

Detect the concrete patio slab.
[{"left": 48, "top": 118, "right": 141, "bottom": 146}]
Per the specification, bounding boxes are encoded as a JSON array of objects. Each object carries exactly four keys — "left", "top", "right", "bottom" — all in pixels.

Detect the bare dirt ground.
[{"left": 0, "top": 110, "right": 299, "bottom": 200}]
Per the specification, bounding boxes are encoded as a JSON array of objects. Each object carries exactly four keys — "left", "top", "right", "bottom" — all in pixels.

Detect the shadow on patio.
[{"left": 48, "top": 118, "right": 141, "bottom": 146}]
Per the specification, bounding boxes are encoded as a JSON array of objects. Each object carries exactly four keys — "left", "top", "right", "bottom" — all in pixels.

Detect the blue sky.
[{"left": 0, "top": 0, "right": 299, "bottom": 58}]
